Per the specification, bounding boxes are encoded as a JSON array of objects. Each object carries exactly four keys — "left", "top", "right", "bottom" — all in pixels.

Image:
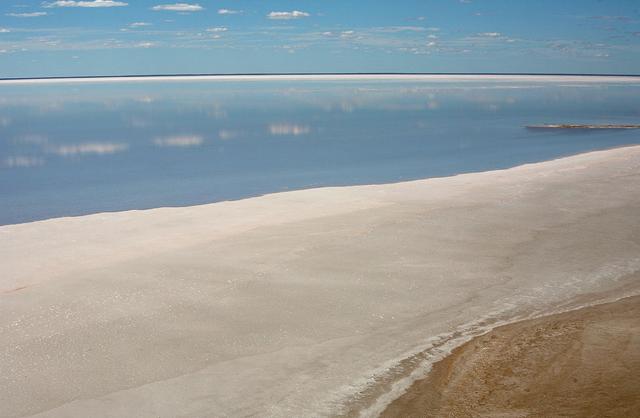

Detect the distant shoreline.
[{"left": 1, "top": 72, "right": 640, "bottom": 84}]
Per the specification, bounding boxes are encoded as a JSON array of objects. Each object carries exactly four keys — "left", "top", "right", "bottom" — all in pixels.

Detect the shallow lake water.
[{"left": 1, "top": 76, "right": 640, "bottom": 225}]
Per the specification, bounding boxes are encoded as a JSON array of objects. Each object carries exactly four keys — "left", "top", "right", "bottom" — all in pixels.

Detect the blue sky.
[{"left": 0, "top": 0, "right": 639, "bottom": 77}]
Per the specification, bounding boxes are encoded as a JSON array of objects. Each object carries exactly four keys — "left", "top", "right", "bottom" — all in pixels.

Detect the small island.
[{"left": 527, "top": 124, "right": 640, "bottom": 129}]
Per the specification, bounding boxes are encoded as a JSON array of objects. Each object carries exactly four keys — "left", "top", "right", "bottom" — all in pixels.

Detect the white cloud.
[
  {"left": 0, "top": 28, "right": 11, "bottom": 33},
  {"left": 6, "top": 12, "right": 48, "bottom": 17},
  {"left": 43, "top": 0, "right": 127, "bottom": 8},
  {"left": 136, "top": 41, "right": 155, "bottom": 48},
  {"left": 152, "top": 3, "right": 203, "bottom": 12},
  {"left": 206, "top": 27, "right": 227, "bottom": 32},
  {"left": 267, "top": 10, "right": 310, "bottom": 20},
  {"left": 218, "top": 9, "right": 241, "bottom": 15},
  {"left": 2, "top": 156, "right": 44, "bottom": 168},
  {"left": 153, "top": 135, "right": 203, "bottom": 147},
  {"left": 48, "top": 142, "right": 128, "bottom": 156},
  {"left": 479, "top": 32, "right": 501, "bottom": 37},
  {"left": 268, "top": 124, "right": 310, "bottom": 136}
]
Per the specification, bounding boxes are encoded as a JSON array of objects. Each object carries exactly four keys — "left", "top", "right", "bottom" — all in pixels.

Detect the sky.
[{"left": 0, "top": 0, "right": 639, "bottom": 77}]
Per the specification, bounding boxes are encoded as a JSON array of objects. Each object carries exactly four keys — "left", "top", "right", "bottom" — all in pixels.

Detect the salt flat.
[{"left": 2, "top": 146, "right": 640, "bottom": 417}]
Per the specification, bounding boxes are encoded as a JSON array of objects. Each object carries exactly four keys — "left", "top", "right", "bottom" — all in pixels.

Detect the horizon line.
[
  {"left": 1, "top": 72, "right": 640, "bottom": 84},
  {"left": 2, "top": 71, "right": 640, "bottom": 80}
]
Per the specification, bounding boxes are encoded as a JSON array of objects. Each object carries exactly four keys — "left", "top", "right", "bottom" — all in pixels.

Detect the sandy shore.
[
  {"left": 1, "top": 146, "right": 640, "bottom": 417},
  {"left": 382, "top": 294, "right": 640, "bottom": 418}
]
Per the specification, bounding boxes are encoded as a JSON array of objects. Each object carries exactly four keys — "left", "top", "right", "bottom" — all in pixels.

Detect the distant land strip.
[{"left": 1, "top": 72, "right": 640, "bottom": 84}]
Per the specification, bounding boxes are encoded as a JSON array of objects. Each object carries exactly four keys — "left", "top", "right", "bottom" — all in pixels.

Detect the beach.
[
  {"left": 382, "top": 294, "right": 640, "bottom": 417},
  {"left": 1, "top": 145, "right": 640, "bottom": 417}
]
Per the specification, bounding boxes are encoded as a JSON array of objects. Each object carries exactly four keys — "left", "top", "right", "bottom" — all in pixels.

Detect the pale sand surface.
[
  {"left": 1, "top": 146, "right": 640, "bottom": 417},
  {"left": 382, "top": 294, "right": 640, "bottom": 418}
]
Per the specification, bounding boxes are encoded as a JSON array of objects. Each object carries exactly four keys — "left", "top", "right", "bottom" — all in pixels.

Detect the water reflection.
[
  {"left": 48, "top": 142, "right": 129, "bottom": 157},
  {"left": 218, "top": 129, "right": 240, "bottom": 140},
  {"left": 1, "top": 79, "right": 639, "bottom": 224},
  {"left": 2, "top": 156, "right": 44, "bottom": 168},
  {"left": 153, "top": 135, "right": 204, "bottom": 148},
  {"left": 268, "top": 124, "right": 311, "bottom": 136}
]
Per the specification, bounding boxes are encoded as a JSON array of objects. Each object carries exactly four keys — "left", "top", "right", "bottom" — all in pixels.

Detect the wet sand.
[{"left": 382, "top": 294, "right": 640, "bottom": 418}]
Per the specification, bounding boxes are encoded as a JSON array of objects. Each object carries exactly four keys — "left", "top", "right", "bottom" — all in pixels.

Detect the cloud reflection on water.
[
  {"left": 268, "top": 123, "right": 311, "bottom": 136},
  {"left": 153, "top": 135, "right": 204, "bottom": 147},
  {"left": 218, "top": 129, "right": 240, "bottom": 140},
  {"left": 2, "top": 156, "right": 44, "bottom": 168},
  {"left": 48, "top": 142, "right": 129, "bottom": 156}
]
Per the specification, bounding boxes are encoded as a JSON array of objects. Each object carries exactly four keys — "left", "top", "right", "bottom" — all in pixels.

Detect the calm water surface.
[{"left": 1, "top": 78, "right": 640, "bottom": 225}]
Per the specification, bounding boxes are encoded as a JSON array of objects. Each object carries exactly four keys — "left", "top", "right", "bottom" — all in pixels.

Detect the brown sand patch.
[{"left": 382, "top": 295, "right": 640, "bottom": 418}]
